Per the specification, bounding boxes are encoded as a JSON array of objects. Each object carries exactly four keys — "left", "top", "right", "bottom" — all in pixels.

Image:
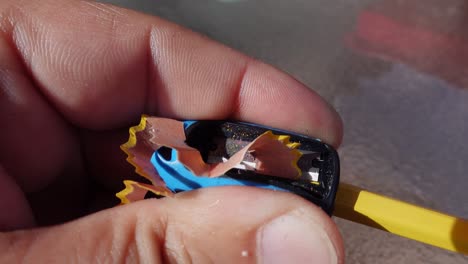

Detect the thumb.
[{"left": 0, "top": 187, "right": 344, "bottom": 263}]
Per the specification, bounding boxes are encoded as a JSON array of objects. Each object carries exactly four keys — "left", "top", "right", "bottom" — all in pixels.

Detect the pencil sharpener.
[{"left": 176, "top": 121, "right": 340, "bottom": 215}]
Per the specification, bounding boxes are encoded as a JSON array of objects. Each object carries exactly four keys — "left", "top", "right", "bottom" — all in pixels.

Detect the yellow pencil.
[{"left": 334, "top": 183, "right": 468, "bottom": 255}]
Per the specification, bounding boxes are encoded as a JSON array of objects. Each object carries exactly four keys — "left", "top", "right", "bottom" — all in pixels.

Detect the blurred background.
[{"left": 99, "top": 0, "right": 468, "bottom": 262}]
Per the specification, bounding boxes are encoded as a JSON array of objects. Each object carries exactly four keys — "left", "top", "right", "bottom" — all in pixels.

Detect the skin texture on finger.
[
  {"left": 0, "top": 27, "right": 77, "bottom": 193},
  {"left": 0, "top": 0, "right": 342, "bottom": 145},
  {"left": 0, "top": 187, "right": 344, "bottom": 263}
]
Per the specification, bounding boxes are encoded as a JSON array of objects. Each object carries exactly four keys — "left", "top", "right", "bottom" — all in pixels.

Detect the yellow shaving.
[
  {"left": 276, "top": 134, "right": 301, "bottom": 149},
  {"left": 120, "top": 115, "right": 155, "bottom": 184},
  {"left": 276, "top": 133, "right": 320, "bottom": 182},
  {"left": 264, "top": 131, "right": 303, "bottom": 178},
  {"left": 116, "top": 180, "right": 172, "bottom": 204},
  {"left": 121, "top": 115, "right": 147, "bottom": 152},
  {"left": 116, "top": 180, "right": 145, "bottom": 204}
]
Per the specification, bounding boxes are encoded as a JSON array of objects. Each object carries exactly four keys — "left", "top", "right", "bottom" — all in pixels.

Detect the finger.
[
  {"left": 0, "top": 166, "right": 34, "bottom": 230},
  {"left": 0, "top": 21, "right": 78, "bottom": 192},
  {"left": 0, "top": 187, "right": 344, "bottom": 263},
  {"left": 1, "top": 0, "right": 342, "bottom": 146},
  {"left": 0, "top": 20, "right": 87, "bottom": 226}
]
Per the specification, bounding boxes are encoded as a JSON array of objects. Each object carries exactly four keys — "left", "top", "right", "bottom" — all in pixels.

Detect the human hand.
[{"left": 0, "top": 0, "right": 344, "bottom": 263}]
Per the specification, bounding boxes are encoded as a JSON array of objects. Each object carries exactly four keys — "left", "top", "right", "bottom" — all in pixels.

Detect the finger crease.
[{"left": 229, "top": 59, "right": 251, "bottom": 119}]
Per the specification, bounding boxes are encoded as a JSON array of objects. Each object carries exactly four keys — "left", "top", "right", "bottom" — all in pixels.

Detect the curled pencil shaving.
[
  {"left": 116, "top": 180, "right": 173, "bottom": 204},
  {"left": 119, "top": 116, "right": 172, "bottom": 204},
  {"left": 145, "top": 118, "right": 302, "bottom": 178},
  {"left": 117, "top": 116, "right": 303, "bottom": 204},
  {"left": 120, "top": 116, "right": 169, "bottom": 187}
]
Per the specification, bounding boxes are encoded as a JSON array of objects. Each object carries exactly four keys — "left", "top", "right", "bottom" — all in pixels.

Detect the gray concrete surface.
[{"left": 99, "top": 0, "right": 468, "bottom": 262}]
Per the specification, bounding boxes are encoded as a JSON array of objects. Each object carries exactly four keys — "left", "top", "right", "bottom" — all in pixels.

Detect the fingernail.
[{"left": 257, "top": 210, "right": 337, "bottom": 264}]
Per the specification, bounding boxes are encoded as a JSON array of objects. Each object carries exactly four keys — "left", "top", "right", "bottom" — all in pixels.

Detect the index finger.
[{"left": 2, "top": 0, "right": 342, "bottom": 146}]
